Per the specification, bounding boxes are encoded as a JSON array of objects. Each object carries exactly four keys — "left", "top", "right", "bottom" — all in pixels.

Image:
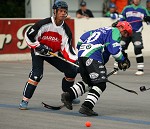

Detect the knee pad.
[
  {"left": 29, "top": 71, "right": 43, "bottom": 82},
  {"left": 120, "top": 41, "right": 127, "bottom": 50},
  {"left": 134, "top": 41, "right": 143, "bottom": 49},
  {"left": 65, "top": 69, "right": 77, "bottom": 78}
]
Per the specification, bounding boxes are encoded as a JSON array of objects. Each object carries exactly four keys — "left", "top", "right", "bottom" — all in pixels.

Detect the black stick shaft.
[
  {"left": 107, "top": 80, "right": 138, "bottom": 95},
  {"left": 107, "top": 69, "right": 118, "bottom": 77},
  {"left": 146, "top": 88, "right": 150, "bottom": 91}
]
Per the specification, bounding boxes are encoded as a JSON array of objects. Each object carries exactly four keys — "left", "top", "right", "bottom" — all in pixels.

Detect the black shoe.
[
  {"left": 79, "top": 105, "right": 98, "bottom": 116},
  {"left": 61, "top": 92, "right": 73, "bottom": 110}
]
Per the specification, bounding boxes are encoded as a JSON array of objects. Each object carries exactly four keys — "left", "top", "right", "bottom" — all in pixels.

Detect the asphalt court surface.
[{"left": 0, "top": 57, "right": 150, "bottom": 129}]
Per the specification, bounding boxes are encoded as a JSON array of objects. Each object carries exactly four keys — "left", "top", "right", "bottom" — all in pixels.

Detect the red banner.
[{"left": 0, "top": 19, "right": 74, "bottom": 54}]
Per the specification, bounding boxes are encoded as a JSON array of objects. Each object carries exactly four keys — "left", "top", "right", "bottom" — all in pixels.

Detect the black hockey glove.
[
  {"left": 143, "top": 16, "right": 150, "bottom": 23},
  {"left": 112, "top": 20, "right": 119, "bottom": 27},
  {"left": 118, "top": 58, "right": 130, "bottom": 71},
  {"left": 35, "top": 44, "right": 52, "bottom": 55}
]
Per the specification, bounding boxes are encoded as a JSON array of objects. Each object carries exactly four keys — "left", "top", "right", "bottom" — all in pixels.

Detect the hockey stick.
[
  {"left": 107, "top": 80, "right": 138, "bottom": 95},
  {"left": 42, "top": 102, "right": 64, "bottom": 110},
  {"left": 49, "top": 52, "right": 79, "bottom": 67},
  {"left": 41, "top": 69, "right": 119, "bottom": 110},
  {"left": 129, "top": 19, "right": 143, "bottom": 24}
]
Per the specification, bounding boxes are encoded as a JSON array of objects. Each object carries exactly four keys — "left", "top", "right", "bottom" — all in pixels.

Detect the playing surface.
[{"left": 0, "top": 57, "right": 150, "bottom": 129}]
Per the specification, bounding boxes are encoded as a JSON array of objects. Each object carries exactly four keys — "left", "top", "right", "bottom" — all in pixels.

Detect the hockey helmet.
[
  {"left": 53, "top": 0, "right": 68, "bottom": 11},
  {"left": 116, "top": 21, "right": 132, "bottom": 36}
]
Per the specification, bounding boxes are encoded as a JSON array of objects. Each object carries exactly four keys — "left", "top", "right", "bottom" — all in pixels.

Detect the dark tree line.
[{"left": 0, "top": 0, "right": 25, "bottom": 18}]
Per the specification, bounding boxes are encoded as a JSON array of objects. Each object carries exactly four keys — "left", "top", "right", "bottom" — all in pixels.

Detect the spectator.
[
  {"left": 111, "top": 0, "right": 128, "bottom": 14},
  {"left": 146, "top": 0, "right": 150, "bottom": 15},
  {"left": 104, "top": 2, "right": 123, "bottom": 19},
  {"left": 76, "top": 1, "right": 94, "bottom": 18}
]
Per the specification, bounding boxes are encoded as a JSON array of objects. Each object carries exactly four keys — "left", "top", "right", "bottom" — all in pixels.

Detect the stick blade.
[
  {"left": 128, "top": 89, "right": 138, "bottom": 95},
  {"left": 42, "top": 102, "right": 63, "bottom": 110}
]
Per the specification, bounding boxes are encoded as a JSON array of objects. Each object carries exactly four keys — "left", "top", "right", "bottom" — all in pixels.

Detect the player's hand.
[
  {"left": 35, "top": 44, "right": 52, "bottom": 55},
  {"left": 118, "top": 58, "right": 130, "bottom": 71},
  {"left": 112, "top": 20, "right": 119, "bottom": 27},
  {"left": 143, "top": 16, "right": 150, "bottom": 23}
]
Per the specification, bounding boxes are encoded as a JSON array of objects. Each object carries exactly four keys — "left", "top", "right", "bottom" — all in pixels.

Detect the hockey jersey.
[
  {"left": 77, "top": 27, "right": 125, "bottom": 64},
  {"left": 120, "top": 4, "right": 150, "bottom": 32},
  {"left": 25, "top": 17, "right": 77, "bottom": 63}
]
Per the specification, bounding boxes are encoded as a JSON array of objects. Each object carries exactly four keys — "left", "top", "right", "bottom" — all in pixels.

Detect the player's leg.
[
  {"left": 19, "top": 50, "right": 44, "bottom": 110},
  {"left": 132, "top": 32, "right": 144, "bottom": 75},
  {"left": 45, "top": 56, "right": 80, "bottom": 104},
  {"left": 79, "top": 58, "right": 107, "bottom": 116},
  {"left": 61, "top": 57, "right": 91, "bottom": 110},
  {"left": 61, "top": 57, "right": 107, "bottom": 116}
]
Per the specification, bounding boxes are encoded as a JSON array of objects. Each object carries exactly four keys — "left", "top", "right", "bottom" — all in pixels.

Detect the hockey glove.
[
  {"left": 118, "top": 58, "right": 130, "bottom": 71},
  {"left": 112, "top": 20, "right": 119, "bottom": 27},
  {"left": 143, "top": 16, "right": 150, "bottom": 23},
  {"left": 35, "top": 44, "right": 52, "bottom": 55}
]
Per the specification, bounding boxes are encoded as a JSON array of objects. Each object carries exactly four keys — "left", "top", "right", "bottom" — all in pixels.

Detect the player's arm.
[
  {"left": 143, "top": 9, "right": 150, "bottom": 24},
  {"left": 60, "top": 24, "right": 77, "bottom": 63},
  {"left": 25, "top": 23, "right": 41, "bottom": 49},
  {"left": 25, "top": 20, "right": 52, "bottom": 55},
  {"left": 107, "top": 28, "right": 130, "bottom": 70}
]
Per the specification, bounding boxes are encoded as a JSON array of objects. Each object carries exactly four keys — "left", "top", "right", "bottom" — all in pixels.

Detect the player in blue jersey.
[
  {"left": 61, "top": 21, "right": 132, "bottom": 116},
  {"left": 113, "top": 0, "right": 150, "bottom": 75}
]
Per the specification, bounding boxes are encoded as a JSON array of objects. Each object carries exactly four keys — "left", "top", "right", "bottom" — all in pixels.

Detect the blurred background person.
[
  {"left": 146, "top": 0, "right": 150, "bottom": 15},
  {"left": 112, "top": 0, "right": 150, "bottom": 75},
  {"left": 76, "top": 1, "right": 94, "bottom": 18},
  {"left": 104, "top": 2, "right": 123, "bottom": 19},
  {"left": 111, "top": 0, "right": 129, "bottom": 14}
]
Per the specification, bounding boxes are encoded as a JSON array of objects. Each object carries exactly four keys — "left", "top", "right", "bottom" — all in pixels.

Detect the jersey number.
[{"left": 86, "top": 32, "right": 101, "bottom": 43}]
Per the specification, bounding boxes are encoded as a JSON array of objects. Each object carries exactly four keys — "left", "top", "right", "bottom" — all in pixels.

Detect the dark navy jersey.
[
  {"left": 77, "top": 27, "right": 125, "bottom": 64},
  {"left": 120, "top": 4, "right": 150, "bottom": 32}
]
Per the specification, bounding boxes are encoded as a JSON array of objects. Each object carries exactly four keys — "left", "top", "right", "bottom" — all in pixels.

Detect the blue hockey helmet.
[
  {"left": 109, "top": 3, "right": 116, "bottom": 8},
  {"left": 53, "top": 0, "right": 68, "bottom": 11}
]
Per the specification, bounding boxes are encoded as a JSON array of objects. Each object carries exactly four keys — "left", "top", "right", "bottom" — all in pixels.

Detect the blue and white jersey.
[
  {"left": 77, "top": 27, "right": 125, "bottom": 64},
  {"left": 120, "top": 4, "right": 150, "bottom": 32}
]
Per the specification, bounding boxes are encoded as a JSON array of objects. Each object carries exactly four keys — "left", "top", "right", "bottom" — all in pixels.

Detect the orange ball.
[{"left": 85, "top": 121, "right": 91, "bottom": 127}]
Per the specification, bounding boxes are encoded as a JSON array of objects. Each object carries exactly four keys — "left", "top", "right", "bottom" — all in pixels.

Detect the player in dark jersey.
[
  {"left": 19, "top": 1, "right": 79, "bottom": 110},
  {"left": 61, "top": 21, "right": 132, "bottom": 116},
  {"left": 113, "top": 0, "right": 150, "bottom": 75}
]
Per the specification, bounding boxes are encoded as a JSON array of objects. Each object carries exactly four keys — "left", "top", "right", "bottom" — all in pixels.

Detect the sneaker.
[
  {"left": 61, "top": 92, "right": 73, "bottom": 110},
  {"left": 79, "top": 105, "right": 98, "bottom": 116},
  {"left": 135, "top": 71, "right": 144, "bottom": 76},
  {"left": 72, "top": 98, "right": 80, "bottom": 104},
  {"left": 113, "top": 68, "right": 118, "bottom": 75},
  {"left": 19, "top": 100, "right": 28, "bottom": 110},
  {"left": 113, "top": 71, "right": 118, "bottom": 75}
]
